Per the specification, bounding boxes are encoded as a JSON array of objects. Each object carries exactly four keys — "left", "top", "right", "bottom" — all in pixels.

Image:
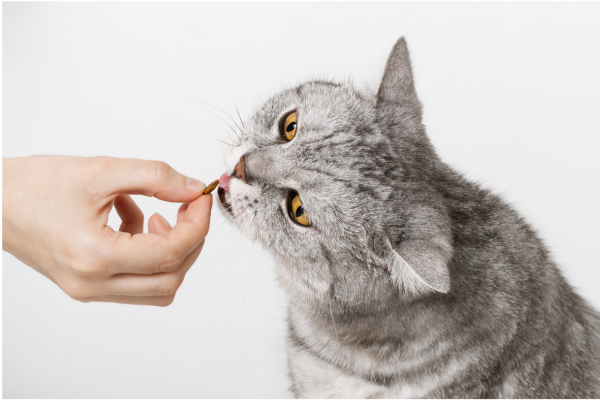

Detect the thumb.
[{"left": 96, "top": 157, "right": 207, "bottom": 202}]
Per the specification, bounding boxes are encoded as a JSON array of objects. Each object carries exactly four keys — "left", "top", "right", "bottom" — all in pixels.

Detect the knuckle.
[
  {"left": 70, "top": 263, "right": 90, "bottom": 276},
  {"left": 89, "top": 155, "right": 111, "bottom": 167},
  {"left": 81, "top": 156, "right": 113, "bottom": 199},
  {"left": 60, "top": 279, "right": 93, "bottom": 299},
  {"left": 155, "top": 295, "right": 175, "bottom": 307},
  {"left": 82, "top": 156, "right": 106, "bottom": 172},
  {"left": 156, "top": 277, "right": 183, "bottom": 296},
  {"left": 71, "top": 296, "right": 91, "bottom": 304},
  {"left": 84, "top": 156, "right": 112, "bottom": 180},
  {"left": 151, "top": 160, "right": 174, "bottom": 183},
  {"left": 70, "top": 261, "right": 102, "bottom": 276},
  {"left": 157, "top": 250, "right": 183, "bottom": 273}
]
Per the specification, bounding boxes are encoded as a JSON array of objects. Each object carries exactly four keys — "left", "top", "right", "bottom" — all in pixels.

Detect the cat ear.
[
  {"left": 368, "top": 231, "right": 451, "bottom": 294},
  {"left": 390, "top": 239, "right": 451, "bottom": 293},
  {"left": 377, "top": 37, "right": 421, "bottom": 108}
]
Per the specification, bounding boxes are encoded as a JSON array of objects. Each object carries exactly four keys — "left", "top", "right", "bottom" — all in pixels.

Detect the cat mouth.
[
  {"left": 218, "top": 186, "right": 234, "bottom": 216},
  {"left": 217, "top": 172, "right": 234, "bottom": 216}
]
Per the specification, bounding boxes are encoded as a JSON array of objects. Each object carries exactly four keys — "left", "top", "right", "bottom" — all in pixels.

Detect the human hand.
[{"left": 2, "top": 155, "right": 212, "bottom": 306}]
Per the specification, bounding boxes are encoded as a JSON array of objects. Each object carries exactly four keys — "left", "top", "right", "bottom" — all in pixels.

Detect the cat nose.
[{"left": 234, "top": 155, "right": 246, "bottom": 183}]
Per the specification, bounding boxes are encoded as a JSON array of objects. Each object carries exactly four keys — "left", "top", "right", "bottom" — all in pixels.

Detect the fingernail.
[
  {"left": 186, "top": 177, "right": 206, "bottom": 192},
  {"left": 155, "top": 213, "right": 172, "bottom": 229}
]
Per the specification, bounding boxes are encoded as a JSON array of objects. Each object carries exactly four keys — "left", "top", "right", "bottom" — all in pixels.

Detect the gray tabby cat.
[{"left": 216, "top": 37, "right": 600, "bottom": 398}]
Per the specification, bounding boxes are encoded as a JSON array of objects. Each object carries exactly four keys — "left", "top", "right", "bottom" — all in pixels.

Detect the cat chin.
[{"left": 217, "top": 186, "right": 233, "bottom": 216}]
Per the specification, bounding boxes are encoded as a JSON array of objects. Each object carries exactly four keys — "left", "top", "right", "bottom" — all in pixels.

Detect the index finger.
[
  {"left": 89, "top": 157, "right": 207, "bottom": 203},
  {"left": 102, "top": 193, "right": 213, "bottom": 275}
]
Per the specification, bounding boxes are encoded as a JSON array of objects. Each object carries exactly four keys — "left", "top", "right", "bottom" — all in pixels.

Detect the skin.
[{"left": 2, "top": 155, "right": 212, "bottom": 306}]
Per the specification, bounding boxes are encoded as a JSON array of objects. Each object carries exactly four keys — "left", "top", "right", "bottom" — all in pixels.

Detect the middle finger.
[{"left": 103, "top": 240, "right": 204, "bottom": 296}]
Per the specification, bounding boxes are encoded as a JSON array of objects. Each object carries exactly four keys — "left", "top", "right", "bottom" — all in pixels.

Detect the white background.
[{"left": 3, "top": 2, "right": 600, "bottom": 398}]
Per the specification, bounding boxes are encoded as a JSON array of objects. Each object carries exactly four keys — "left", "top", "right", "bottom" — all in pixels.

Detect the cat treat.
[{"left": 202, "top": 179, "right": 219, "bottom": 195}]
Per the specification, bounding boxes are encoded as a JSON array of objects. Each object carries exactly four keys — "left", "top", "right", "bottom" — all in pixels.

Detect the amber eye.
[
  {"left": 288, "top": 191, "right": 311, "bottom": 226},
  {"left": 280, "top": 111, "right": 298, "bottom": 141}
]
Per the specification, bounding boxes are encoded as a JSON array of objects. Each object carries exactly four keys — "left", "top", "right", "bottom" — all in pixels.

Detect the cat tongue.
[{"left": 219, "top": 172, "right": 231, "bottom": 190}]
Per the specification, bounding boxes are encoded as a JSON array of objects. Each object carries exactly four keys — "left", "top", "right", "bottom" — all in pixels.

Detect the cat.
[{"left": 216, "top": 37, "right": 600, "bottom": 398}]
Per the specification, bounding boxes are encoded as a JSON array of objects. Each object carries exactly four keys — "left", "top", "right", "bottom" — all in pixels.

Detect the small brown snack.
[{"left": 203, "top": 179, "right": 219, "bottom": 195}]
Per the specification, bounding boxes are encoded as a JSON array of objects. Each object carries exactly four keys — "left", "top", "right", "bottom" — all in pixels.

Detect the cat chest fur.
[{"left": 286, "top": 305, "right": 478, "bottom": 398}]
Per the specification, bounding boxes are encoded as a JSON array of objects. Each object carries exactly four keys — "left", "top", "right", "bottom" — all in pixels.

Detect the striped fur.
[{"left": 217, "top": 37, "right": 600, "bottom": 398}]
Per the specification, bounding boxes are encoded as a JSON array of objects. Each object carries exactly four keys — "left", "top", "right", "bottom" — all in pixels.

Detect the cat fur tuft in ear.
[
  {"left": 391, "top": 243, "right": 451, "bottom": 294},
  {"left": 368, "top": 231, "right": 452, "bottom": 294}
]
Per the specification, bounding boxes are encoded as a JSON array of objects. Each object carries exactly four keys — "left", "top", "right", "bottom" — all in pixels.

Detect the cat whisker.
[
  {"left": 223, "top": 231, "right": 255, "bottom": 319},
  {"left": 189, "top": 102, "right": 243, "bottom": 142},
  {"left": 177, "top": 122, "right": 233, "bottom": 147},
  {"left": 169, "top": 91, "right": 246, "bottom": 141},
  {"left": 328, "top": 298, "right": 340, "bottom": 344},
  {"left": 215, "top": 51, "right": 248, "bottom": 138},
  {"left": 168, "top": 136, "right": 227, "bottom": 151},
  {"left": 218, "top": 228, "right": 249, "bottom": 302},
  {"left": 190, "top": 114, "right": 237, "bottom": 145},
  {"left": 234, "top": 104, "right": 246, "bottom": 131},
  {"left": 245, "top": 212, "right": 257, "bottom": 235}
]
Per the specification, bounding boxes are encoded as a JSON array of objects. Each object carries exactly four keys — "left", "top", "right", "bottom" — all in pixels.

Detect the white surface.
[{"left": 3, "top": 2, "right": 600, "bottom": 398}]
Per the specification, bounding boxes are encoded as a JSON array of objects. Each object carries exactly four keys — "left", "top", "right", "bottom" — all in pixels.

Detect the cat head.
[{"left": 217, "top": 38, "right": 453, "bottom": 312}]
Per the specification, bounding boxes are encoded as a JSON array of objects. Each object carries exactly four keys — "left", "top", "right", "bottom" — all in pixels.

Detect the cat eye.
[
  {"left": 280, "top": 111, "right": 298, "bottom": 141},
  {"left": 288, "top": 191, "right": 311, "bottom": 227}
]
